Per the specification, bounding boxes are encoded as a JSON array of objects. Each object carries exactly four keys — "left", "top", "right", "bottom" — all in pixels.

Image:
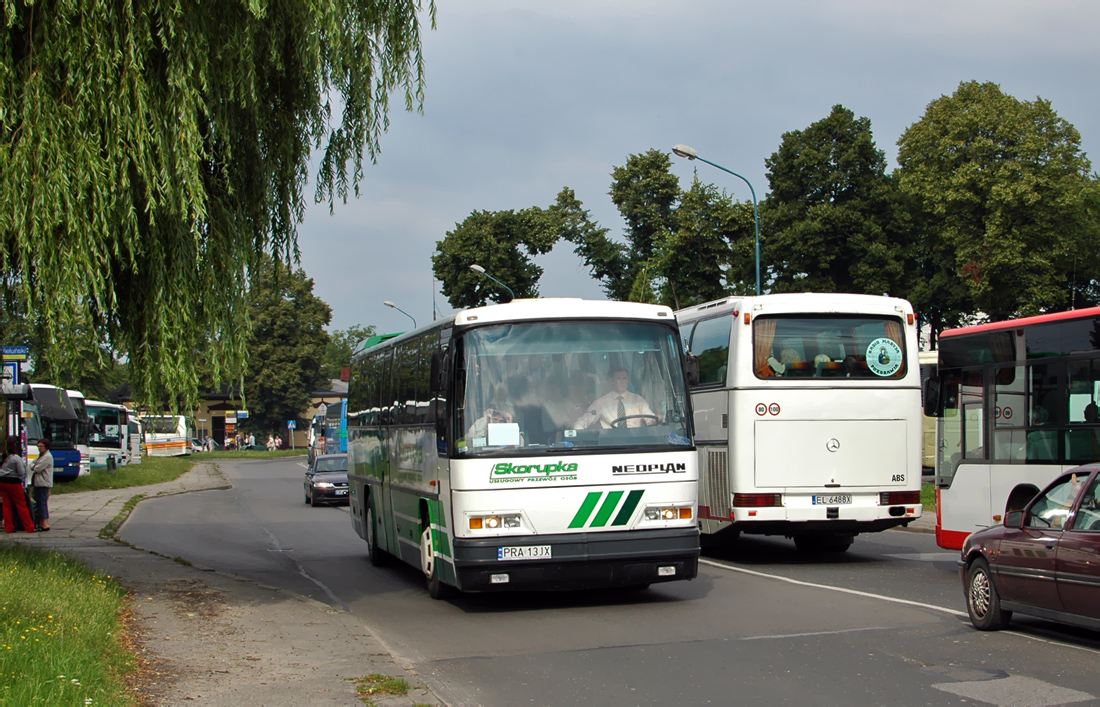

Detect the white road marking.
[
  {"left": 932, "top": 674, "right": 1094, "bottom": 706},
  {"left": 884, "top": 552, "right": 960, "bottom": 562},
  {"left": 700, "top": 558, "right": 1100, "bottom": 656},
  {"left": 698, "top": 558, "right": 965, "bottom": 617}
]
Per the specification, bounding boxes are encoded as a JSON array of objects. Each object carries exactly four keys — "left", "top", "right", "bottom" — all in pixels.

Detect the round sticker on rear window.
[{"left": 866, "top": 338, "right": 903, "bottom": 377}]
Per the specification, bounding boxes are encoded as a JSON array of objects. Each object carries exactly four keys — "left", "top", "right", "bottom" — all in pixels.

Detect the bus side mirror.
[
  {"left": 684, "top": 353, "right": 700, "bottom": 387},
  {"left": 430, "top": 352, "right": 447, "bottom": 393},
  {"left": 922, "top": 376, "right": 940, "bottom": 417},
  {"left": 1004, "top": 510, "right": 1025, "bottom": 528}
]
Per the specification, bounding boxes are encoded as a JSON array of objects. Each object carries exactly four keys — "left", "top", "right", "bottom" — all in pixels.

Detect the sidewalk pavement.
[
  {"left": 898, "top": 509, "right": 936, "bottom": 534},
  {"left": 3, "top": 464, "right": 442, "bottom": 706}
]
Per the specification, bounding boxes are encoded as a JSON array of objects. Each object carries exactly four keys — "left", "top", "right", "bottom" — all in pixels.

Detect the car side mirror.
[
  {"left": 684, "top": 353, "right": 700, "bottom": 387},
  {"left": 1004, "top": 510, "right": 1025, "bottom": 528}
]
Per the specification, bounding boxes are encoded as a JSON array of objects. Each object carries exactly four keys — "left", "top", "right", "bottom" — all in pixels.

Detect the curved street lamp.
[
  {"left": 672, "top": 144, "right": 762, "bottom": 296},
  {"left": 469, "top": 264, "right": 516, "bottom": 302},
  {"left": 383, "top": 300, "right": 416, "bottom": 329}
]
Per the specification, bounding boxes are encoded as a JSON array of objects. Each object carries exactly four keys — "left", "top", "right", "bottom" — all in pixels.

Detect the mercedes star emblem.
[{"left": 826, "top": 438, "right": 840, "bottom": 453}]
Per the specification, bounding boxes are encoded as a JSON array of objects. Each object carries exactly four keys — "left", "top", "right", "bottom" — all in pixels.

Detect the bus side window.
[{"left": 689, "top": 316, "right": 732, "bottom": 386}]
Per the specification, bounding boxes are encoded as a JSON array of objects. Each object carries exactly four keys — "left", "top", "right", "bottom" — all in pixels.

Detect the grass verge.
[
  {"left": 351, "top": 673, "right": 410, "bottom": 703},
  {"left": 52, "top": 456, "right": 195, "bottom": 495},
  {"left": 0, "top": 543, "right": 136, "bottom": 705},
  {"left": 52, "top": 449, "right": 303, "bottom": 495},
  {"left": 192, "top": 449, "right": 304, "bottom": 460},
  {"left": 921, "top": 482, "right": 936, "bottom": 512}
]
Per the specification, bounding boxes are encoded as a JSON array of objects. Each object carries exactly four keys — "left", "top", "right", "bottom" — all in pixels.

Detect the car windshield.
[
  {"left": 455, "top": 320, "right": 692, "bottom": 455},
  {"left": 314, "top": 457, "right": 347, "bottom": 472}
]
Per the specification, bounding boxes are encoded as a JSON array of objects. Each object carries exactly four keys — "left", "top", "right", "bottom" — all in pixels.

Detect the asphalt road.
[{"left": 120, "top": 457, "right": 1100, "bottom": 706}]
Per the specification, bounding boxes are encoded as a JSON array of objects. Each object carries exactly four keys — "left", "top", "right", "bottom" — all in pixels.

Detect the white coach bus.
[
  {"left": 142, "top": 414, "right": 191, "bottom": 457},
  {"left": 676, "top": 293, "right": 923, "bottom": 552},
  {"left": 347, "top": 299, "right": 700, "bottom": 598},
  {"left": 86, "top": 399, "right": 129, "bottom": 469}
]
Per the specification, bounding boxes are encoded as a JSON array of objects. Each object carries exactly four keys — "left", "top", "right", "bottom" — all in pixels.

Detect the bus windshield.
[
  {"left": 754, "top": 315, "right": 908, "bottom": 379},
  {"left": 22, "top": 402, "right": 44, "bottom": 443},
  {"left": 145, "top": 417, "right": 180, "bottom": 435},
  {"left": 88, "top": 407, "right": 124, "bottom": 448},
  {"left": 456, "top": 320, "right": 692, "bottom": 453}
]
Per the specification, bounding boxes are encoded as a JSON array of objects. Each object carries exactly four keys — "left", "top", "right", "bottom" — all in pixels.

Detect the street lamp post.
[
  {"left": 383, "top": 300, "right": 416, "bottom": 329},
  {"left": 672, "top": 144, "right": 762, "bottom": 296},
  {"left": 469, "top": 264, "right": 516, "bottom": 302}
]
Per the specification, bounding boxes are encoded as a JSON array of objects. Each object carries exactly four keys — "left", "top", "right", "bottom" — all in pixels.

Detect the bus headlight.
[
  {"left": 469, "top": 514, "right": 522, "bottom": 530},
  {"left": 644, "top": 506, "right": 692, "bottom": 521}
]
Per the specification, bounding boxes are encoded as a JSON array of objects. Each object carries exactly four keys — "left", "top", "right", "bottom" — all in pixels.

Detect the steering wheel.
[{"left": 611, "top": 414, "right": 660, "bottom": 429}]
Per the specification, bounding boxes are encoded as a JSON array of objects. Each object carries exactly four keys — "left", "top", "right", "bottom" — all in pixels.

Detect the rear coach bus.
[
  {"left": 347, "top": 299, "right": 700, "bottom": 598},
  {"left": 676, "top": 293, "right": 924, "bottom": 553},
  {"left": 924, "top": 307, "right": 1100, "bottom": 550},
  {"left": 142, "top": 415, "right": 191, "bottom": 457}
]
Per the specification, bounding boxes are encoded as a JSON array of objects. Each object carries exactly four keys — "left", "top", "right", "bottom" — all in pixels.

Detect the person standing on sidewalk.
[
  {"left": 0, "top": 437, "right": 35, "bottom": 533},
  {"left": 30, "top": 438, "right": 54, "bottom": 531}
]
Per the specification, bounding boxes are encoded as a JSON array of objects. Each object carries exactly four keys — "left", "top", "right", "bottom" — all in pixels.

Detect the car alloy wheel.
[{"left": 966, "top": 557, "right": 1011, "bottom": 631}]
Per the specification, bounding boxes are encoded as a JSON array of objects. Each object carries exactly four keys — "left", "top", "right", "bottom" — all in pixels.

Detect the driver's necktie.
[{"left": 617, "top": 396, "right": 626, "bottom": 427}]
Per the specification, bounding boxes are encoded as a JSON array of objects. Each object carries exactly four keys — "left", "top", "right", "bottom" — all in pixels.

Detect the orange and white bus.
[{"left": 142, "top": 415, "right": 191, "bottom": 457}]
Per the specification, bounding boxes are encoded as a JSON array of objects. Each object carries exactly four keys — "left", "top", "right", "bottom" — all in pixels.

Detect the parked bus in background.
[
  {"left": 126, "top": 411, "right": 144, "bottom": 464},
  {"left": 28, "top": 384, "right": 86, "bottom": 481},
  {"left": 919, "top": 350, "right": 939, "bottom": 473},
  {"left": 86, "top": 400, "right": 129, "bottom": 469},
  {"left": 307, "top": 411, "right": 326, "bottom": 465},
  {"left": 3, "top": 393, "right": 44, "bottom": 466},
  {"left": 325, "top": 399, "right": 348, "bottom": 454},
  {"left": 142, "top": 415, "right": 191, "bottom": 457},
  {"left": 676, "top": 293, "right": 923, "bottom": 553},
  {"left": 924, "top": 307, "right": 1100, "bottom": 550},
  {"left": 347, "top": 299, "right": 699, "bottom": 598},
  {"left": 66, "top": 389, "right": 92, "bottom": 476}
]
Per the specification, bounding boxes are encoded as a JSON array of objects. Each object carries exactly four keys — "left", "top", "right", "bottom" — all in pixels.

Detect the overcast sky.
[{"left": 297, "top": 0, "right": 1100, "bottom": 335}]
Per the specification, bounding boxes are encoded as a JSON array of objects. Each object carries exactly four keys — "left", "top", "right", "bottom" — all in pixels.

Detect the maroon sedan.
[{"left": 960, "top": 463, "right": 1100, "bottom": 631}]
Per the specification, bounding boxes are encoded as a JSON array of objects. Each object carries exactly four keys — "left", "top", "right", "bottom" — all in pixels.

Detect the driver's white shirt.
[{"left": 573, "top": 390, "right": 656, "bottom": 429}]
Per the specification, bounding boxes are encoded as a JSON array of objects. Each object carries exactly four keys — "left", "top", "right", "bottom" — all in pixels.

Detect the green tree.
[
  {"left": 243, "top": 258, "right": 332, "bottom": 435},
  {"left": 763, "top": 105, "right": 905, "bottom": 296},
  {"left": 1, "top": 0, "right": 433, "bottom": 409},
  {"left": 432, "top": 207, "right": 560, "bottom": 309},
  {"left": 324, "top": 324, "right": 377, "bottom": 381},
  {"left": 897, "top": 81, "right": 1100, "bottom": 331},
  {"left": 552, "top": 188, "right": 623, "bottom": 298},
  {"left": 607, "top": 150, "right": 681, "bottom": 302},
  {"left": 662, "top": 177, "right": 751, "bottom": 308}
]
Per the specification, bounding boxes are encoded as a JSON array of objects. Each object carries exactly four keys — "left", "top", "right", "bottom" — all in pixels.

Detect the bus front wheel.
[
  {"left": 421, "top": 527, "right": 454, "bottom": 600},
  {"left": 365, "top": 501, "right": 387, "bottom": 567}
]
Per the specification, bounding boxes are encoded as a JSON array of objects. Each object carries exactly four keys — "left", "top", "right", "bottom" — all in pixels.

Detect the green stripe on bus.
[
  {"left": 569, "top": 492, "right": 602, "bottom": 528},
  {"left": 612, "top": 489, "right": 644, "bottom": 526},
  {"left": 590, "top": 490, "right": 624, "bottom": 527},
  {"left": 436, "top": 530, "right": 451, "bottom": 558},
  {"left": 428, "top": 498, "right": 447, "bottom": 529}
]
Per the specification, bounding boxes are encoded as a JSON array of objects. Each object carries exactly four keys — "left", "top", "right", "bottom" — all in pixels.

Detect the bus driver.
[{"left": 573, "top": 367, "right": 661, "bottom": 429}]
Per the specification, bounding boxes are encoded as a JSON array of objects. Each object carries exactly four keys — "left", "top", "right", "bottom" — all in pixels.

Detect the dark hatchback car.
[
  {"left": 960, "top": 463, "right": 1100, "bottom": 631},
  {"left": 304, "top": 453, "right": 349, "bottom": 507}
]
